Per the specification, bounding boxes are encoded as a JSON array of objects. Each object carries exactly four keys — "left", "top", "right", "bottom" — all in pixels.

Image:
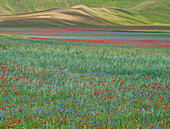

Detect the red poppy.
[{"left": 15, "top": 92, "right": 18, "bottom": 96}]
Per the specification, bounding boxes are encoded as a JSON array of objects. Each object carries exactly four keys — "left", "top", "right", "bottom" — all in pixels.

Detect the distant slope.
[
  {"left": 0, "top": 6, "right": 112, "bottom": 26},
  {"left": 0, "top": 0, "right": 164, "bottom": 15},
  {"left": 131, "top": 0, "right": 170, "bottom": 24},
  {"left": 0, "top": 5, "right": 153, "bottom": 27},
  {"left": 0, "top": 0, "right": 147, "bottom": 16},
  {"left": 0, "top": 0, "right": 169, "bottom": 26}
]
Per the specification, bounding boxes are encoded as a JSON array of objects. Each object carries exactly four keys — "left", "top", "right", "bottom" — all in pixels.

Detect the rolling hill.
[
  {"left": 0, "top": 0, "right": 169, "bottom": 26},
  {"left": 0, "top": 0, "right": 152, "bottom": 15}
]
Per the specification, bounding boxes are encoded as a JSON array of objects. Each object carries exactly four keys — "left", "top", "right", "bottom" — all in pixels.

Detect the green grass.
[
  {"left": 105, "top": 0, "right": 145, "bottom": 8},
  {"left": 0, "top": 33, "right": 28, "bottom": 39},
  {"left": 0, "top": 37, "right": 169, "bottom": 128}
]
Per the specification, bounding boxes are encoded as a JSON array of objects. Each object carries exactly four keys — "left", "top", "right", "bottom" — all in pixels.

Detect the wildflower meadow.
[{"left": 0, "top": 32, "right": 169, "bottom": 129}]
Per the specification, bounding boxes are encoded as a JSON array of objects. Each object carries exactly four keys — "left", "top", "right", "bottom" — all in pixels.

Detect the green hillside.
[
  {"left": 0, "top": 0, "right": 167, "bottom": 15},
  {"left": 0, "top": 0, "right": 169, "bottom": 25},
  {"left": 0, "top": 0, "right": 147, "bottom": 15},
  {"left": 132, "top": 0, "right": 170, "bottom": 24}
]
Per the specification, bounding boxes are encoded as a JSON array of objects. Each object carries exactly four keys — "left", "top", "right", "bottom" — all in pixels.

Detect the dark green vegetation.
[{"left": 0, "top": 0, "right": 169, "bottom": 26}]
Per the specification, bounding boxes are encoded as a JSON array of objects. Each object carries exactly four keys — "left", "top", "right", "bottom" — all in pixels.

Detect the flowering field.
[{"left": 0, "top": 37, "right": 169, "bottom": 129}]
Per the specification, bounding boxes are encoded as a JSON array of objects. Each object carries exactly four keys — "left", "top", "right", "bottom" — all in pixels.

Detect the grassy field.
[{"left": 0, "top": 37, "right": 169, "bottom": 128}]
